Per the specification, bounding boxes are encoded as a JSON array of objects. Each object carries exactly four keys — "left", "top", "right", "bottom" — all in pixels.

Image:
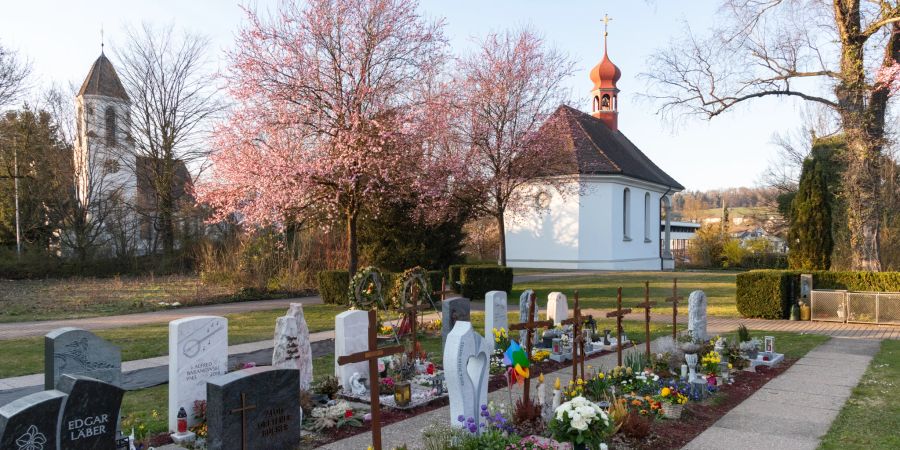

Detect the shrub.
[
  {"left": 317, "top": 270, "right": 349, "bottom": 305},
  {"left": 459, "top": 265, "right": 513, "bottom": 300},
  {"left": 449, "top": 264, "right": 464, "bottom": 292},
  {"left": 736, "top": 270, "right": 900, "bottom": 319}
]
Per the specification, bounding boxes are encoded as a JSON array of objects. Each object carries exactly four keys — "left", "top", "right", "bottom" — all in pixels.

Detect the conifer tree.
[{"left": 789, "top": 157, "right": 833, "bottom": 270}]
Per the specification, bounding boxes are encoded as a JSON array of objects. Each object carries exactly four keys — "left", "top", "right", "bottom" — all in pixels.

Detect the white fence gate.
[{"left": 811, "top": 289, "right": 900, "bottom": 325}]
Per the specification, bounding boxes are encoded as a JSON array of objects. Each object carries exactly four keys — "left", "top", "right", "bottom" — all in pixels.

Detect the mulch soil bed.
[{"left": 610, "top": 358, "right": 796, "bottom": 449}]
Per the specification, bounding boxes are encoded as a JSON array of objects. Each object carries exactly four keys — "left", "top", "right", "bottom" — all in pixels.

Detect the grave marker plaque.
[
  {"left": 45, "top": 327, "right": 121, "bottom": 389},
  {"left": 441, "top": 297, "right": 471, "bottom": 348},
  {"left": 0, "top": 390, "right": 66, "bottom": 450},
  {"left": 206, "top": 367, "right": 301, "bottom": 450},
  {"left": 169, "top": 316, "right": 228, "bottom": 432},
  {"left": 58, "top": 374, "right": 125, "bottom": 450}
]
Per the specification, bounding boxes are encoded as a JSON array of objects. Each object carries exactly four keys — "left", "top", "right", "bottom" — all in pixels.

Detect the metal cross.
[
  {"left": 605, "top": 287, "right": 632, "bottom": 367},
  {"left": 602, "top": 14, "right": 613, "bottom": 35},
  {"left": 634, "top": 282, "right": 657, "bottom": 360},
  {"left": 230, "top": 392, "right": 257, "bottom": 450}
]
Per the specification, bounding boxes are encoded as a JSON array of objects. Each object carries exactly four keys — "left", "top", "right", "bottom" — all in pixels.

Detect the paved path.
[
  {"left": 685, "top": 337, "right": 879, "bottom": 450},
  {"left": 0, "top": 297, "right": 318, "bottom": 339}
]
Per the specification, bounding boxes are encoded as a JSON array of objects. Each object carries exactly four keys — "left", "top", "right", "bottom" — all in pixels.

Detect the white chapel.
[{"left": 505, "top": 27, "right": 683, "bottom": 271}]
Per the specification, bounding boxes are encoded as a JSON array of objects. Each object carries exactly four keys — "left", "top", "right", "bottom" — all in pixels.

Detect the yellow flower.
[
  {"left": 597, "top": 373, "right": 605, "bottom": 379},
  {"left": 554, "top": 377, "right": 561, "bottom": 390},
  {"left": 728, "top": 363, "right": 733, "bottom": 369},
  {"left": 660, "top": 387, "right": 671, "bottom": 397}
]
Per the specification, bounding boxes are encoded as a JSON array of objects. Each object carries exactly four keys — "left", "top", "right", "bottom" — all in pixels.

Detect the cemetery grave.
[{"left": 0, "top": 271, "right": 830, "bottom": 450}]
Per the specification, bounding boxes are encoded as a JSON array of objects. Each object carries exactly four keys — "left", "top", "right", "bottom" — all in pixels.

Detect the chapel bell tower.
[{"left": 589, "top": 14, "right": 621, "bottom": 131}]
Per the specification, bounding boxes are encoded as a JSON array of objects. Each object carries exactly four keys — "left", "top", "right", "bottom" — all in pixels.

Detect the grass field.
[
  {"left": 512, "top": 270, "right": 739, "bottom": 317},
  {"left": 820, "top": 340, "right": 900, "bottom": 449},
  {"left": 0, "top": 275, "right": 294, "bottom": 322}
]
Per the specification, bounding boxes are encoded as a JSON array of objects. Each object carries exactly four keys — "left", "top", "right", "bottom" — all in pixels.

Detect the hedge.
[
  {"left": 449, "top": 264, "right": 464, "bottom": 292},
  {"left": 736, "top": 270, "right": 900, "bottom": 319},
  {"left": 317, "top": 270, "right": 349, "bottom": 305},
  {"left": 459, "top": 266, "right": 514, "bottom": 301}
]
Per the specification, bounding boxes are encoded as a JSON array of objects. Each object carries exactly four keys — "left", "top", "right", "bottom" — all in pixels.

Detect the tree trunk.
[
  {"left": 497, "top": 211, "right": 506, "bottom": 266},
  {"left": 158, "top": 159, "right": 176, "bottom": 257},
  {"left": 843, "top": 132, "right": 882, "bottom": 270},
  {"left": 347, "top": 208, "right": 359, "bottom": 275}
]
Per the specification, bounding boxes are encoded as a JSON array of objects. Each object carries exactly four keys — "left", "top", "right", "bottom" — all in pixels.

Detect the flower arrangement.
[
  {"left": 379, "top": 376, "right": 396, "bottom": 394},
  {"left": 388, "top": 266, "right": 432, "bottom": 309},
  {"left": 493, "top": 327, "right": 511, "bottom": 351},
  {"left": 583, "top": 372, "right": 611, "bottom": 403},
  {"left": 348, "top": 266, "right": 384, "bottom": 309},
  {"left": 562, "top": 378, "right": 585, "bottom": 402},
  {"left": 191, "top": 400, "right": 208, "bottom": 438},
  {"left": 623, "top": 394, "right": 663, "bottom": 418},
  {"left": 548, "top": 396, "right": 612, "bottom": 449},
  {"left": 306, "top": 400, "right": 364, "bottom": 431},
  {"left": 380, "top": 325, "right": 394, "bottom": 335},
  {"left": 531, "top": 349, "right": 550, "bottom": 362},
  {"left": 654, "top": 386, "right": 688, "bottom": 405},
  {"left": 701, "top": 351, "right": 721, "bottom": 375}
]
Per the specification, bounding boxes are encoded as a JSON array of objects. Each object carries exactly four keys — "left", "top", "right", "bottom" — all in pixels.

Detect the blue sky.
[{"left": 0, "top": 0, "right": 814, "bottom": 191}]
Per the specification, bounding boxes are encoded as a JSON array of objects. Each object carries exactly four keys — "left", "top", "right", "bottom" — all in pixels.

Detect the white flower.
[
  {"left": 571, "top": 417, "right": 588, "bottom": 431},
  {"left": 600, "top": 444, "right": 609, "bottom": 450}
]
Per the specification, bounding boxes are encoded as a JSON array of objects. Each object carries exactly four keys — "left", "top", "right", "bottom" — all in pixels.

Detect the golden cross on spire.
[
  {"left": 100, "top": 24, "right": 105, "bottom": 54},
  {"left": 602, "top": 14, "right": 612, "bottom": 36}
]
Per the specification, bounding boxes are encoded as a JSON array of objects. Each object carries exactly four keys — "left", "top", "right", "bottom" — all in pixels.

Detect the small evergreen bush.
[
  {"left": 459, "top": 266, "right": 513, "bottom": 300},
  {"left": 317, "top": 270, "right": 349, "bottom": 305}
]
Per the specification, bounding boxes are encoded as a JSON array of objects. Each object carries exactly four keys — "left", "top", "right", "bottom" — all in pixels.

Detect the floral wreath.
[
  {"left": 388, "top": 266, "right": 433, "bottom": 310},
  {"left": 348, "top": 266, "right": 385, "bottom": 309}
]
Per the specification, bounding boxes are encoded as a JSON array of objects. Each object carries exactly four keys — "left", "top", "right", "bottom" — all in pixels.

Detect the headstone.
[
  {"left": 272, "top": 303, "right": 313, "bottom": 391},
  {"left": 441, "top": 297, "right": 471, "bottom": 348},
  {"left": 687, "top": 290, "right": 708, "bottom": 342},
  {"left": 58, "top": 375, "right": 125, "bottom": 450},
  {"left": 335, "top": 310, "right": 369, "bottom": 391},
  {"left": 546, "top": 292, "right": 568, "bottom": 325},
  {"left": 518, "top": 290, "right": 540, "bottom": 346},
  {"left": 206, "top": 367, "right": 301, "bottom": 450},
  {"left": 484, "top": 291, "right": 508, "bottom": 352},
  {"left": 0, "top": 390, "right": 67, "bottom": 450},
  {"left": 168, "top": 316, "right": 228, "bottom": 432},
  {"left": 443, "top": 321, "right": 490, "bottom": 428},
  {"left": 44, "top": 327, "right": 122, "bottom": 389}
]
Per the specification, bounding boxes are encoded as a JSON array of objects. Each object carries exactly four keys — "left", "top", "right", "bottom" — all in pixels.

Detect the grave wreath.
[
  {"left": 389, "top": 266, "right": 434, "bottom": 310},
  {"left": 348, "top": 266, "right": 386, "bottom": 309}
]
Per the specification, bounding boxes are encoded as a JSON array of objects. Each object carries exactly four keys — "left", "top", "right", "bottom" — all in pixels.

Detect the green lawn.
[
  {"left": 819, "top": 340, "right": 900, "bottom": 450},
  {"left": 512, "top": 271, "right": 739, "bottom": 317},
  {"left": 0, "top": 304, "right": 349, "bottom": 378}
]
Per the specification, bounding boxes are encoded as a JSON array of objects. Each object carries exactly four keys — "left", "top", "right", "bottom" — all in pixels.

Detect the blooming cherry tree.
[{"left": 197, "top": 0, "right": 449, "bottom": 274}]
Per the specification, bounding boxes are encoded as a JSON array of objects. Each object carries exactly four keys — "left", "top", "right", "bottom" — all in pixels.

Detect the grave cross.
[
  {"left": 337, "top": 309, "right": 404, "bottom": 450},
  {"left": 509, "top": 291, "right": 553, "bottom": 407},
  {"left": 230, "top": 392, "right": 257, "bottom": 450},
  {"left": 561, "top": 290, "right": 585, "bottom": 383},
  {"left": 433, "top": 277, "right": 455, "bottom": 301},
  {"left": 400, "top": 284, "right": 431, "bottom": 358},
  {"left": 605, "top": 287, "right": 632, "bottom": 367},
  {"left": 665, "top": 278, "right": 683, "bottom": 340},
  {"left": 635, "top": 281, "right": 656, "bottom": 360}
]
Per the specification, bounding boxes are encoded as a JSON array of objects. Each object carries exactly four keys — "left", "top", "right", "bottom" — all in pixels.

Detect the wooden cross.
[
  {"left": 336, "top": 309, "right": 404, "bottom": 450},
  {"left": 605, "top": 287, "right": 632, "bottom": 367},
  {"left": 509, "top": 291, "right": 553, "bottom": 407},
  {"left": 665, "top": 278, "right": 683, "bottom": 340},
  {"left": 635, "top": 282, "right": 656, "bottom": 360},
  {"left": 230, "top": 392, "right": 256, "bottom": 450},
  {"left": 561, "top": 290, "right": 585, "bottom": 383},
  {"left": 433, "top": 277, "right": 455, "bottom": 301},
  {"left": 400, "top": 284, "right": 431, "bottom": 359}
]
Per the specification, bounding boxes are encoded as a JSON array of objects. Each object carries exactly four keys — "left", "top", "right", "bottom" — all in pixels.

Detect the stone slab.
[
  {"left": 684, "top": 426, "right": 819, "bottom": 450},
  {"left": 0, "top": 390, "right": 66, "bottom": 450},
  {"left": 751, "top": 387, "right": 849, "bottom": 411},
  {"left": 57, "top": 375, "right": 125, "bottom": 450},
  {"left": 726, "top": 398, "right": 839, "bottom": 425},
  {"left": 442, "top": 297, "right": 471, "bottom": 349},
  {"left": 713, "top": 410, "right": 832, "bottom": 440},
  {"left": 169, "top": 316, "right": 228, "bottom": 432},
  {"left": 44, "top": 327, "right": 122, "bottom": 389}
]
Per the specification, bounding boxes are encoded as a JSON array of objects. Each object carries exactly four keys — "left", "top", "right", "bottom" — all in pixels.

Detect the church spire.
[{"left": 589, "top": 14, "right": 621, "bottom": 131}]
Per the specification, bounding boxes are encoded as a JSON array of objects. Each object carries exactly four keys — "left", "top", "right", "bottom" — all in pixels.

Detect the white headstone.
[
  {"left": 518, "top": 290, "right": 539, "bottom": 346},
  {"left": 168, "top": 316, "right": 228, "bottom": 432},
  {"left": 335, "top": 310, "right": 369, "bottom": 391},
  {"left": 688, "top": 290, "right": 708, "bottom": 342},
  {"left": 443, "top": 321, "right": 490, "bottom": 428},
  {"left": 272, "top": 303, "right": 314, "bottom": 391},
  {"left": 484, "top": 291, "right": 508, "bottom": 352},
  {"left": 546, "top": 292, "right": 568, "bottom": 326}
]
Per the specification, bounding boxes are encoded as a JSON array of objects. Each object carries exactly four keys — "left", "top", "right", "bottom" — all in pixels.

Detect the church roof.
[
  {"left": 78, "top": 54, "right": 130, "bottom": 101},
  {"left": 550, "top": 105, "right": 684, "bottom": 190}
]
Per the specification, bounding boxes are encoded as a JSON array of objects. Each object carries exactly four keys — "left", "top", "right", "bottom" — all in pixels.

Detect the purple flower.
[
  {"left": 457, "top": 415, "right": 465, "bottom": 423},
  {"left": 467, "top": 423, "right": 477, "bottom": 433},
  {"left": 481, "top": 404, "right": 488, "bottom": 411},
  {"left": 466, "top": 416, "right": 475, "bottom": 423}
]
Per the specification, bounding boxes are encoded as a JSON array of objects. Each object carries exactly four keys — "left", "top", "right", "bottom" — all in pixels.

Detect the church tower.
[
  {"left": 74, "top": 51, "right": 134, "bottom": 208},
  {"left": 589, "top": 15, "right": 621, "bottom": 131}
]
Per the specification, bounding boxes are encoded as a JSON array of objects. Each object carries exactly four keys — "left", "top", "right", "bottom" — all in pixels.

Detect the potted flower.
[
  {"left": 548, "top": 396, "right": 612, "bottom": 450},
  {"left": 654, "top": 386, "right": 688, "bottom": 419},
  {"left": 701, "top": 351, "right": 721, "bottom": 386},
  {"left": 739, "top": 338, "right": 760, "bottom": 360}
]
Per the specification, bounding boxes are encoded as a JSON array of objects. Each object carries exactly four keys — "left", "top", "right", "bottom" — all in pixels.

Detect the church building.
[{"left": 505, "top": 26, "right": 683, "bottom": 271}]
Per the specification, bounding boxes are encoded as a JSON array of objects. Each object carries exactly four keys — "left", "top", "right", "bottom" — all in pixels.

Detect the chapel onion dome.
[{"left": 590, "top": 43, "right": 621, "bottom": 90}]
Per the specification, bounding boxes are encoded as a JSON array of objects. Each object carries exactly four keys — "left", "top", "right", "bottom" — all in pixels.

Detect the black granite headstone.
[
  {"left": 58, "top": 374, "right": 125, "bottom": 450},
  {"left": 206, "top": 366, "right": 301, "bottom": 450},
  {"left": 0, "top": 390, "right": 66, "bottom": 450},
  {"left": 45, "top": 327, "right": 122, "bottom": 389},
  {"left": 441, "top": 297, "right": 471, "bottom": 348}
]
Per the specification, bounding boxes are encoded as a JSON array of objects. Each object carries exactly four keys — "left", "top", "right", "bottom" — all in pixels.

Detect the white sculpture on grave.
[
  {"left": 687, "top": 290, "right": 708, "bottom": 342},
  {"left": 335, "top": 310, "right": 369, "bottom": 391},
  {"left": 272, "top": 303, "right": 313, "bottom": 390},
  {"left": 444, "top": 321, "right": 490, "bottom": 429},
  {"left": 349, "top": 372, "right": 367, "bottom": 396},
  {"left": 546, "top": 292, "right": 568, "bottom": 326},
  {"left": 685, "top": 353, "right": 699, "bottom": 382}
]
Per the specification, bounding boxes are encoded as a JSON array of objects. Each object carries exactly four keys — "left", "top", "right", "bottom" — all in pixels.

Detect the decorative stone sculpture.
[
  {"left": 272, "top": 303, "right": 313, "bottom": 391},
  {"left": 443, "top": 321, "right": 490, "bottom": 429},
  {"left": 687, "top": 290, "right": 708, "bottom": 342},
  {"left": 349, "top": 372, "right": 367, "bottom": 396}
]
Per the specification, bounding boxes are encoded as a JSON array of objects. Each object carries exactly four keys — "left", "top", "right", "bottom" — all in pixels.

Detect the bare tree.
[
  {"left": 116, "top": 23, "right": 222, "bottom": 256},
  {"left": 643, "top": 0, "right": 900, "bottom": 270},
  {"left": 0, "top": 41, "right": 30, "bottom": 108}
]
